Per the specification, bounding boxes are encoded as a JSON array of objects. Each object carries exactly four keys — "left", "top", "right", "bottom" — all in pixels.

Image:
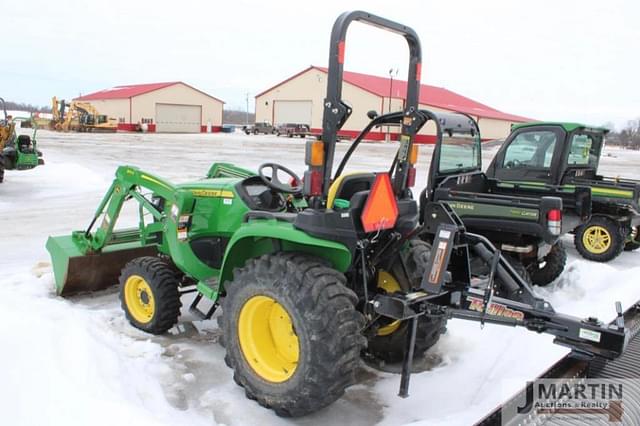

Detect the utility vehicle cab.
[
  {"left": 487, "top": 122, "right": 608, "bottom": 184},
  {"left": 422, "top": 113, "right": 580, "bottom": 238}
]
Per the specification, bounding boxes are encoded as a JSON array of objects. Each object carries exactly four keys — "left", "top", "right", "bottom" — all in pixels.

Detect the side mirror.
[{"left": 367, "top": 110, "right": 379, "bottom": 120}]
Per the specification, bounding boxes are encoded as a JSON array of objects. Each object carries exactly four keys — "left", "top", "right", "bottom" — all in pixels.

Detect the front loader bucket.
[{"left": 46, "top": 235, "right": 157, "bottom": 297}]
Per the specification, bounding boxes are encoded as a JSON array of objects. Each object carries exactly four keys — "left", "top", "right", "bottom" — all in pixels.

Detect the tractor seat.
[
  {"left": 327, "top": 172, "right": 376, "bottom": 209},
  {"left": 17, "top": 135, "right": 33, "bottom": 153}
]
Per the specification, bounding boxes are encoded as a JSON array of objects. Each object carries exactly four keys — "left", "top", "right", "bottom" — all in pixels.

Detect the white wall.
[{"left": 133, "top": 83, "right": 223, "bottom": 127}]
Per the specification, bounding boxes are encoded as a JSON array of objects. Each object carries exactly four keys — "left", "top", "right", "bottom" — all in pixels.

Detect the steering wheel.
[{"left": 258, "top": 163, "right": 303, "bottom": 194}]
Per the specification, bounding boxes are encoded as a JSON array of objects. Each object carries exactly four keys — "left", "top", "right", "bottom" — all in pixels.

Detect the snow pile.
[{"left": 0, "top": 268, "right": 216, "bottom": 426}]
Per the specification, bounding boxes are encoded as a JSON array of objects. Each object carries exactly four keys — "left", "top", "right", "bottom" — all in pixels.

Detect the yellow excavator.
[
  {"left": 50, "top": 96, "right": 117, "bottom": 132},
  {"left": 0, "top": 98, "right": 16, "bottom": 149}
]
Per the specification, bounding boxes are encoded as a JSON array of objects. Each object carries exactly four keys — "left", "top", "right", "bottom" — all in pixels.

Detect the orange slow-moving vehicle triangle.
[{"left": 361, "top": 173, "right": 399, "bottom": 233}]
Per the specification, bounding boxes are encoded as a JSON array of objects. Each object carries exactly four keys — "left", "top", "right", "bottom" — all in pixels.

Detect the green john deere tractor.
[
  {"left": 47, "top": 11, "right": 632, "bottom": 417},
  {"left": 48, "top": 12, "right": 445, "bottom": 415},
  {"left": 0, "top": 97, "right": 44, "bottom": 183}
]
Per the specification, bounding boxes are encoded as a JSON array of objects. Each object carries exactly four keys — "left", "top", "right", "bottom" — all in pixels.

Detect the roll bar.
[{"left": 315, "top": 11, "right": 423, "bottom": 201}]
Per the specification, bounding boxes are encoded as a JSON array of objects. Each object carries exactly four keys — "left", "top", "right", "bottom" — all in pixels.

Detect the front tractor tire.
[
  {"left": 366, "top": 239, "right": 447, "bottom": 364},
  {"left": 219, "top": 253, "right": 366, "bottom": 417},
  {"left": 119, "top": 257, "right": 182, "bottom": 334},
  {"left": 574, "top": 216, "right": 625, "bottom": 262}
]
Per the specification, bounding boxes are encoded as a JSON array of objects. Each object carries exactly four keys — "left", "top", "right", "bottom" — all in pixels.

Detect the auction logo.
[{"left": 500, "top": 379, "right": 633, "bottom": 424}]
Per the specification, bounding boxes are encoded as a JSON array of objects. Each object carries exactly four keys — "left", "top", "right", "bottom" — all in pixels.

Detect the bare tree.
[{"left": 605, "top": 118, "right": 640, "bottom": 150}]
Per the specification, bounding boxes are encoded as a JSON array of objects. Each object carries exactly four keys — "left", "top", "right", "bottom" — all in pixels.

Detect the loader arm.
[
  {"left": 77, "top": 165, "right": 192, "bottom": 253},
  {"left": 46, "top": 165, "right": 220, "bottom": 296}
]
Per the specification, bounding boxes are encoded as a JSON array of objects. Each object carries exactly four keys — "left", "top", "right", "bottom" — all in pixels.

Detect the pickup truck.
[
  {"left": 243, "top": 121, "right": 276, "bottom": 135},
  {"left": 276, "top": 123, "right": 311, "bottom": 138},
  {"left": 486, "top": 122, "right": 640, "bottom": 262},
  {"left": 419, "top": 112, "right": 591, "bottom": 286}
]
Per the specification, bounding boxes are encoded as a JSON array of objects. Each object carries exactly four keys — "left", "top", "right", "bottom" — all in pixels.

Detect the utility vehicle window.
[
  {"left": 438, "top": 132, "right": 480, "bottom": 173},
  {"left": 502, "top": 131, "right": 557, "bottom": 169},
  {"left": 568, "top": 133, "right": 599, "bottom": 168},
  {"left": 543, "top": 142, "right": 555, "bottom": 167}
]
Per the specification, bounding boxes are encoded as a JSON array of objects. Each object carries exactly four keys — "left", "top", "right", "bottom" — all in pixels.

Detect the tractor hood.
[{"left": 177, "top": 178, "right": 241, "bottom": 196}]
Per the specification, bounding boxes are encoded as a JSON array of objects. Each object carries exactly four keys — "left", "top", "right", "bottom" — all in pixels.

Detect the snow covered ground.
[{"left": 1, "top": 130, "right": 640, "bottom": 426}]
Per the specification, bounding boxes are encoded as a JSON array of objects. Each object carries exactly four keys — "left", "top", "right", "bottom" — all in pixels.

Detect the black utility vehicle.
[
  {"left": 487, "top": 122, "right": 640, "bottom": 262},
  {"left": 418, "top": 115, "right": 591, "bottom": 285}
]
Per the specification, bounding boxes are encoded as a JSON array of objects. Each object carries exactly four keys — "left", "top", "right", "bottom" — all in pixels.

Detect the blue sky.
[{"left": 3, "top": 0, "right": 639, "bottom": 129}]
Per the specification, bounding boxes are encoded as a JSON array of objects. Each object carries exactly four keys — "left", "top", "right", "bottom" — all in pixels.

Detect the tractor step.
[{"left": 189, "top": 279, "right": 219, "bottom": 320}]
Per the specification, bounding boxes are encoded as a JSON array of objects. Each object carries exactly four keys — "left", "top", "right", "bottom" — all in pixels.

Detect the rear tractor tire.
[
  {"left": 526, "top": 242, "right": 567, "bottom": 286},
  {"left": 219, "top": 253, "right": 366, "bottom": 417},
  {"left": 366, "top": 239, "right": 447, "bottom": 364},
  {"left": 574, "top": 216, "right": 625, "bottom": 262},
  {"left": 119, "top": 256, "right": 182, "bottom": 334}
]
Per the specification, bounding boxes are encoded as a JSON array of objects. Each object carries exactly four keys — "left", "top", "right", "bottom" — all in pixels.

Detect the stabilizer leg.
[{"left": 398, "top": 316, "right": 418, "bottom": 398}]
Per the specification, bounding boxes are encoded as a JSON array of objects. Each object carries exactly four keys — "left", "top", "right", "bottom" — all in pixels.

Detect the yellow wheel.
[
  {"left": 119, "top": 257, "right": 181, "bottom": 334},
  {"left": 123, "top": 275, "right": 156, "bottom": 324},
  {"left": 376, "top": 270, "right": 401, "bottom": 336},
  {"left": 582, "top": 225, "right": 611, "bottom": 254},
  {"left": 238, "top": 295, "right": 299, "bottom": 383},
  {"left": 366, "top": 240, "right": 447, "bottom": 365},
  {"left": 220, "top": 253, "right": 365, "bottom": 417},
  {"left": 575, "top": 217, "right": 624, "bottom": 262}
]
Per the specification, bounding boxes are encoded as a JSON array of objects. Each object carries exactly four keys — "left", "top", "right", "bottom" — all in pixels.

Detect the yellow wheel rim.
[
  {"left": 238, "top": 295, "right": 299, "bottom": 383},
  {"left": 124, "top": 274, "right": 155, "bottom": 324},
  {"left": 583, "top": 225, "right": 612, "bottom": 254},
  {"left": 377, "top": 270, "right": 402, "bottom": 336}
]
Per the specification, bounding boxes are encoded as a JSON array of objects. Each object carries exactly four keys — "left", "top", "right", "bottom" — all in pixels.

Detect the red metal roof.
[
  {"left": 75, "top": 82, "right": 179, "bottom": 100},
  {"left": 257, "top": 66, "right": 531, "bottom": 122},
  {"left": 75, "top": 81, "right": 224, "bottom": 103}
]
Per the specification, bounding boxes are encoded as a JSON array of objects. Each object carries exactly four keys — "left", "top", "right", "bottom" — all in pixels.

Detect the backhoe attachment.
[{"left": 373, "top": 202, "right": 633, "bottom": 397}]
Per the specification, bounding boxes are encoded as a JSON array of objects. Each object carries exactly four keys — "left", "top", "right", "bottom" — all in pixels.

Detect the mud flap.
[{"left": 46, "top": 235, "right": 157, "bottom": 296}]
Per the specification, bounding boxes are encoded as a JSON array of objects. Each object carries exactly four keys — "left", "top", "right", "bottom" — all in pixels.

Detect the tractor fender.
[{"left": 219, "top": 219, "right": 352, "bottom": 288}]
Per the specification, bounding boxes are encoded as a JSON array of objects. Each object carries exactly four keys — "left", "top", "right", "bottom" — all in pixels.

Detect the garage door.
[
  {"left": 155, "top": 103, "right": 201, "bottom": 133},
  {"left": 274, "top": 100, "right": 312, "bottom": 126}
]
